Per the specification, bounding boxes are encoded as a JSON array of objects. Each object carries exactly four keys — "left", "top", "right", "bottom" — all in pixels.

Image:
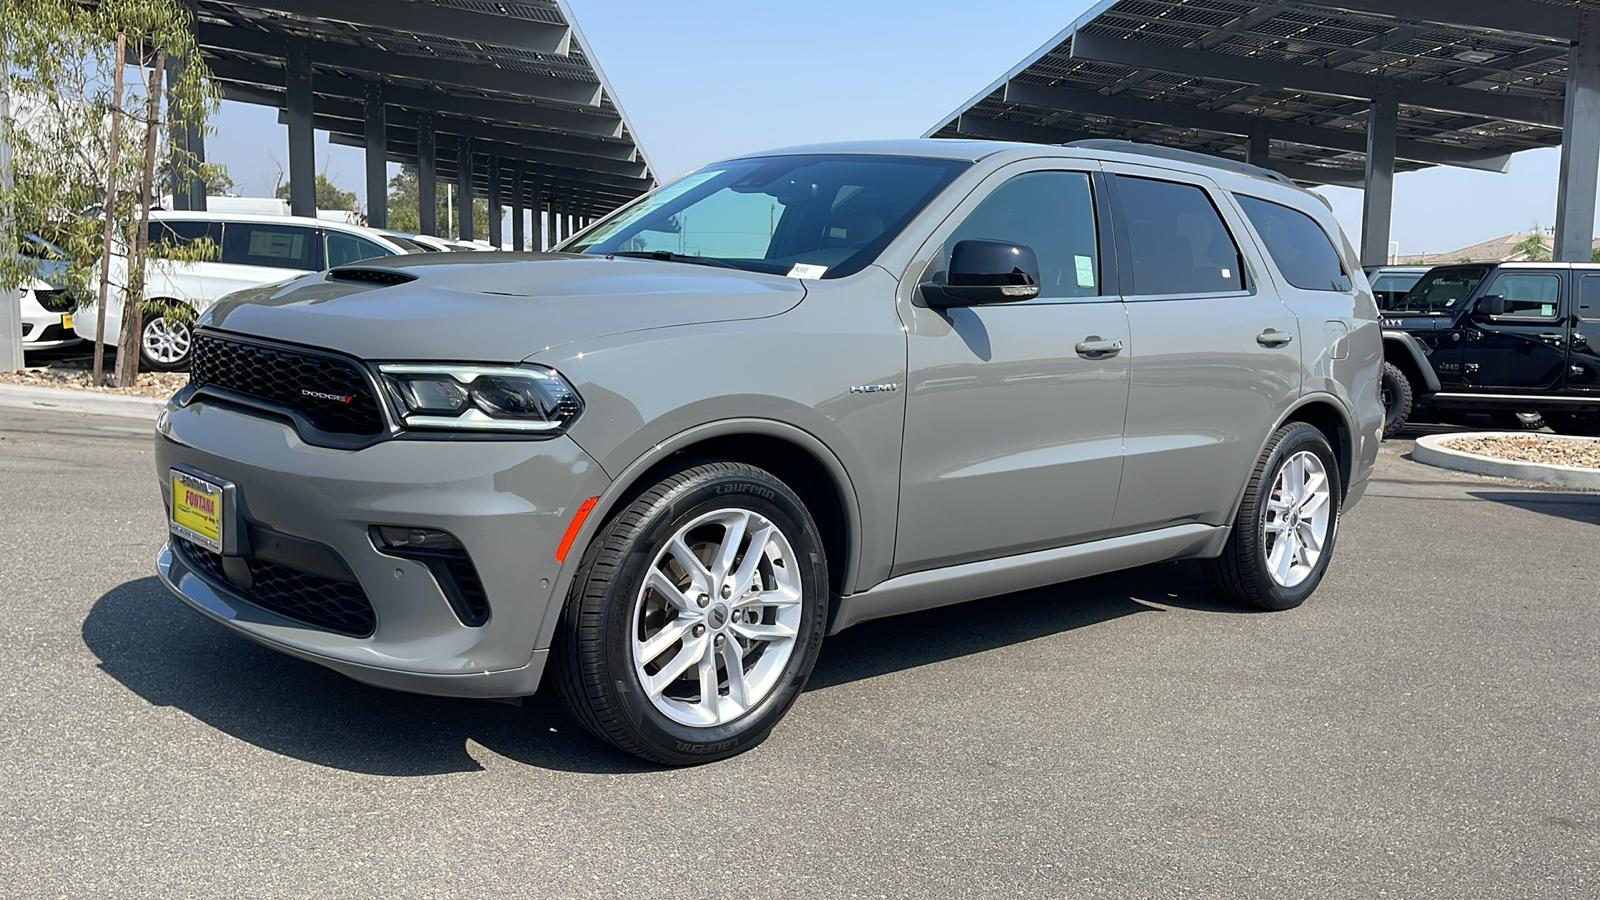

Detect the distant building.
[{"left": 1404, "top": 230, "right": 1600, "bottom": 265}]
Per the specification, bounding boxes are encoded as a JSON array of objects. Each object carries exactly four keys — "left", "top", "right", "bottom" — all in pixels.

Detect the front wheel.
[
  {"left": 553, "top": 461, "right": 829, "bottom": 765},
  {"left": 139, "top": 310, "right": 193, "bottom": 371},
  {"left": 1203, "top": 423, "right": 1342, "bottom": 611}
]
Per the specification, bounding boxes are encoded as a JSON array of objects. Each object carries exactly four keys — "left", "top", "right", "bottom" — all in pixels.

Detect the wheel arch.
[
  {"left": 1381, "top": 330, "right": 1440, "bottom": 394},
  {"left": 535, "top": 419, "right": 863, "bottom": 651},
  {"left": 1278, "top": 397, "right": 1355, "bottom": 499}
]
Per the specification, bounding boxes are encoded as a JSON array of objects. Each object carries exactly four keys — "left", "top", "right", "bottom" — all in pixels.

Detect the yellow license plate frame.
[
  {"left": 170, "top": 469, "right": 225, "bottom": 553},
  {"left": 61, "top": 313, "right": 74, "bottom": 331}
]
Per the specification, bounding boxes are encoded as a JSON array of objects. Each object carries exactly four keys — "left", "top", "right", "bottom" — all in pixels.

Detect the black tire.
[
  {"left": 1380, "top": 361, "right": 1414, "bottom": 439},
  {"left": 1489, "top": 410, "right": 1544, "bottom": 431},
  {"left": 1203, "top": 423, "right": 1343, "bottom": 611},
  {"left": 138, "top": 310, "right": 193, "bottom": 372},
  {"left": 552, "top": 461, "right": 829, "bottom": 765}
]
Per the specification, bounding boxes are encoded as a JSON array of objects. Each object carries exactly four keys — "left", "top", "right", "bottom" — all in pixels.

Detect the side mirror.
[
  {"left": 921, "top": 239, "right": 1041, "bottom": 308},
  {"left": 1476, "top": 294, "right": 1507, "bottom": 317}
]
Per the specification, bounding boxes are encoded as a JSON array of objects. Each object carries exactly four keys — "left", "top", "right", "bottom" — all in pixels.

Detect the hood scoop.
[{"left": 327, "top": 267, "right": 417, "bottom": 287}]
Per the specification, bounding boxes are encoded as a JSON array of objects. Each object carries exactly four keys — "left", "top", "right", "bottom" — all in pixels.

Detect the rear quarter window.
[{"left": 1235, "top": 195, "right": 1351, "bottom": 292}]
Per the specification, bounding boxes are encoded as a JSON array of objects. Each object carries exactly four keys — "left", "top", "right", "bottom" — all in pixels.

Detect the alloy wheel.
[
  {"left": 1261, "top": 450, "right": 1332, "bottom": 589},
  {"left": 141, "top": 316, "right": 191, "bottom": 365}
]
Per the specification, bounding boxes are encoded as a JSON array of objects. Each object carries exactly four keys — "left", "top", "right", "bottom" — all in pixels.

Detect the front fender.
[{"left": 1382, "top": 330, "right": 1442, "bottom": 392}]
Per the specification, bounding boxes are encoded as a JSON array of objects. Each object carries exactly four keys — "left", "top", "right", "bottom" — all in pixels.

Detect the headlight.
[{"left": 379, "top": 364, "right": 583, "bottom": 434}]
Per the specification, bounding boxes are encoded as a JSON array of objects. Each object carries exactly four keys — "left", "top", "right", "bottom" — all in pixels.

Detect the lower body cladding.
[{"left": 154, "top": 401, "right": 609, "bottom": 698}]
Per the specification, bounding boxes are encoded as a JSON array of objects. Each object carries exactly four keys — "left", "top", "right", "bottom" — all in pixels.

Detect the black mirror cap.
[
  {"left": 922, "top": 239, "right": 1042, "bottom": 307},
  {"left": 1477, "top": 294, "right": 1507, "bottom": 316}
]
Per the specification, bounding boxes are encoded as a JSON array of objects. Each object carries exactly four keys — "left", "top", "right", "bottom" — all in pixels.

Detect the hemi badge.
[{"left": 849, "top": 383, "right": 900, "bottom": 394}]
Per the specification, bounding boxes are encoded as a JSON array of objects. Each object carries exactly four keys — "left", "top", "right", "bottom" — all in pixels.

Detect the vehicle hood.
[{"left": 201, "top": 253, "right": 807, "bottom": 362}]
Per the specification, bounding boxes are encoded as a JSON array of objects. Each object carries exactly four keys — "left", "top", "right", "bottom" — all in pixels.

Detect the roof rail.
[{"left": 1066, "top": 139, "right": 1296, "bottom": 187}]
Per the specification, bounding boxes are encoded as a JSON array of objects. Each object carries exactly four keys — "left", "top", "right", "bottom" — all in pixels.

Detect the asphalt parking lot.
[{"left": 2, "top": 407, "right": 1597, "bottom": 899}]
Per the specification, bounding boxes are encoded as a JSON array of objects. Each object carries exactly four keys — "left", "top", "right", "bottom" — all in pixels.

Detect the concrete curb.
[
  {"left": 0, "top": 383, "right": 165, "bottom": 421},
  {"left": 1413, "top": 432, "right": 1600, "bottom": 490}
]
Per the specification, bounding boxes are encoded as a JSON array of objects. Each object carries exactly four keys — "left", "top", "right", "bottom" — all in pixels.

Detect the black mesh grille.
[
  {"left": 33, "top": 289, "right": 74, "bottom": 313},
  {"left": 441, "top": 554, "right": 490, "bottom": 625},
  {"left": 190, "top": 332, "right": 385, "bottom": 437},
  {"left": 176, "top": 540, "right": 376, "bottom": 637}
]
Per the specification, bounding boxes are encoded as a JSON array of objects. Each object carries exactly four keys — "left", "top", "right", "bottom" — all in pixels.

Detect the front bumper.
[{"left": 154, "top": 400, "right": 610, "bottom": 698}]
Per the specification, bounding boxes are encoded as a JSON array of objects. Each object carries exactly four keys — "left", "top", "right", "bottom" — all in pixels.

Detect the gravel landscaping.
[
  {"left": 1, "top": 362, "right": 186, "bottom": 399},
  {"left": 1442, "top": 433, "right": 1600, "bottom": 469}
]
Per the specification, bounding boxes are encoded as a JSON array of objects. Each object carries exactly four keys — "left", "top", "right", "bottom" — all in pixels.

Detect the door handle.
[
  {"left": 1074, "top": 336, "right": 1123, "bottom": 358},
  {"left": 1537, "top": 333, "right": 1565, "bottom": 344},
  {"left": 1256, "top": 329, "right": 1294, "bottom": 347}
]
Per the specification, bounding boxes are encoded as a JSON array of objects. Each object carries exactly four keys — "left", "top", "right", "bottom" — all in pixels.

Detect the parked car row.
[{"left": 1369, "top": 261, "right": 1600, "bottom": 436}]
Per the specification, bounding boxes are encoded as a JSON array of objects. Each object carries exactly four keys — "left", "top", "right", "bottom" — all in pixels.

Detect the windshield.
[
  {"left": 1371, "top": 271, "right": 1426, "bottom": 310},
  {"left": 1390, "top": 265, "right": 1492, "bottom": 313},
  {"left": 567, "top": 154, "right": 970, "bottom": 278}
]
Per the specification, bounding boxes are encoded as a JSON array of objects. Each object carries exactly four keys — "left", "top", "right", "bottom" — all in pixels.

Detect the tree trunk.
[
  {"left": 115, "top": 50, "right": 164, "bottom": 388},
  {"left": 92, "top": 33, "right": 127, "bottom": 387}
]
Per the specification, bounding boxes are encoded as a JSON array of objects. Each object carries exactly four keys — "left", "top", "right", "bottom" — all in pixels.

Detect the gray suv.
[{"left": 155, "top": 139, "right": 1383, "bottom": 764}]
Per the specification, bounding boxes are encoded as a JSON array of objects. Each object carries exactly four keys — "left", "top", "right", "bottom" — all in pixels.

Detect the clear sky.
[{"left": 204, "top": 0, "right": 1581, "bottom": 257}]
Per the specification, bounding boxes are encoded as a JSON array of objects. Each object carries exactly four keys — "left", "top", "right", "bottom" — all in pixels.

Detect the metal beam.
[
  {"left": 197, "top": 24, "right": 602, "bottom": 107},
  {"left": 1555, "top": 13, "right": 1600, "bottom": 263},
  {"left": 241, "top": 0, "right": 572, "bottom": 55},
  {"left": 202, "top": 55, "right": 625, "bottom": 139},
  {"left": 511, "top": 167, "right": 525, "bottom": 252},
  {"left": 325, "top": 128, "right": 653, "bottom": 194},
  {"left": 1361, "top": 87, "right": 1398, "bottom": 268},
  {"left": 285, "top": 38, "right": 316, "bottom": 218},
  {"left": 487, "top": 157, "right": 503, "bottom": 248},
  {"left": 417, "top": 113, "right": 437, "bottom": 236},
  {"left": 1002, "top": 80, "right": 1511, "bottom": 172},
  {"left": 1305, "top": 0, "right": 1579, "bottom": 42},
  {"left": 1246, "top": 121, "right": 1269, "bottom": 166},
  {"left": 363, "top": 81, "right": 387, "bottom": 228},
  {"left": 1258, "top": 160, "right": 1366, "bottom": 190},
  {"left": 457, "top": 138, "right": 474, "bottom": 243},
  {"left": 1068, "top": 31, "right": 1564, "bottom": 128},
  {"left": 954, "top": 114, "right": 1100, "bottom": 145}
]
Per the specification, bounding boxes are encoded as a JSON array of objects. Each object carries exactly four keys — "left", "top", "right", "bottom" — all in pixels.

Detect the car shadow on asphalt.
[
  {"left": 1468, "top": 490, "right": 1600, "bottom": 527},
  {"left": 84, "top": 562, "right": 1238, "bottom": 776}
]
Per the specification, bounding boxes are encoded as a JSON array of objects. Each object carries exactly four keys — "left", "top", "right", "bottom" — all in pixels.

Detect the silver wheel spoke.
[
  {"left": 734, "top": 586, "right": 802, "bottom": 610},
  {"left": 647, "top": 635, "right": 705, "bottom": 696},
  {"left": 730, "top": 619, "right": 796, "bottom": 643},
  {"left": 696, "top": 640, "right": 719, "bottom": 710},
  {"left": 1298, "top": 521, "right": 1323, "bottom": 554},
  {"left": 666, "top": 536, "right": 713, "bottom": 595},
  {"left": 644, "top": 567, "right": 699, "bottom": 613},
  {"left": 637, "top": 618, "right": 693, "bottom": 663},
  {"left": 1269, "top": 532, "right": 1294, "bottom": 582},
  {"left": 726, "top": 523, "right": 774, "bottom": 599},
  {"left": 1298, "top": 490, "right": 1329, "bottom": 518},
  {"left": 711, "top": 511, "right": 750, "bottom": 583},
  {"left": 720, "top": 639, "right": 750, "bottom": 708}
]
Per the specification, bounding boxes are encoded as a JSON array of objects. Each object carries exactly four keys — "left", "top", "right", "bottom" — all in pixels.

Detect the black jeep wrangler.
[{"left": 1380, "top": 262, "right": 1600, "bottom": 437}]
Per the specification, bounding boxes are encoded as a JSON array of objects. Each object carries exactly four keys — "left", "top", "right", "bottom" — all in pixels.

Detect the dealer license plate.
[
  {"left": 170, "top": 469, "right": 225, "bottom": 553},
  {"left": 62, "top": 314, "right": 73, "bottom": 331}
]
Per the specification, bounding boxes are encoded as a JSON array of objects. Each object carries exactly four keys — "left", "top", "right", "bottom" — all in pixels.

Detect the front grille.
[
  {"left": 33, "top": 289, "right": 74, "bottom": 313},
  {"left": 190, "top": 332, "right": 385, "bottom": 437},
  {"left": 176, "top": 540, "right": 377, "bottom": 637}
]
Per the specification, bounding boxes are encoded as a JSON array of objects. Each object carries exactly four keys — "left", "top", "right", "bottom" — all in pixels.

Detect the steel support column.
[
  {"left": 363, "top": 81, "right": 387, "bottom": 229},
  {"left": 511, "top": 167, "right": 525, "bottom": 251},
  {"left": 1556, "top": 13, "right": 1600, "bottom": 262},
  {"left": 1246, "top": 121, "right": 1270, "bottom": 167},
  {"left": 487, "top": 157, "right": 503, "bottom": 248},
  {"left": 457, "top": 138, "right": 475, "bottom": 243},
  {"left": 417, "top": 113, "right": 437, "bottom": 236},
  {"left": 1360, "top": 86, "right": 1398, "bottom": 269},
  {"left": 285, "top": 37, "right": 316, "bottom": 219}
]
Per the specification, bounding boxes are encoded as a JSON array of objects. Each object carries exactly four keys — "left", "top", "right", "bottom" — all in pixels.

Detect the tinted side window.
[
  {"left": 1487, "top": 272, "right": 1560, "bottom": 318},
  {"left": 148, "top": 219, "right": 223, "bottom": 248},
  {"left": 1235, "top": 195, "right": 1351, "bottom": 292},
  {"left": 325, "top": 231, "right": 396, "bottom": 268},
  {"left": 947, "top": 171, "right": 1100, "bottom": 298},
  {"left": 1114, "top": 175, "right": 1244, "bottom": 296},
  {"left": 220, "top": 223, "right": 320, "bottom": 270},
  {"left": 1581, "top": 275, "right": 1600, "bottom": 318}
]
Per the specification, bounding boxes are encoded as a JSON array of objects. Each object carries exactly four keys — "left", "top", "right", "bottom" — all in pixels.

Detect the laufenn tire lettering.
[{"left": 714, "top": 483, "right": 776, "bottom": 500}]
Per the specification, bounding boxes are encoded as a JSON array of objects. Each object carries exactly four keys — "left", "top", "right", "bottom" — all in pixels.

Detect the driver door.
[
  {"left": 1461, "top": 269, "right": 1568, "bottom": 391},
  {"left": 894, "top": 164, "right": 1130, "bottom": 575}
]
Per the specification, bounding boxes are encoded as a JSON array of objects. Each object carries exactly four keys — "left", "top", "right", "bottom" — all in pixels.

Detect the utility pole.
[{"left": 0, "top": 6, "right": 23, "bottom": 374}]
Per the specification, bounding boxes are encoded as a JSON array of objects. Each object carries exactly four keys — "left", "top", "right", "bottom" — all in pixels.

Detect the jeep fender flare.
[{"left": 1381, "top": 330, "right": 1441, "bottom": 393}]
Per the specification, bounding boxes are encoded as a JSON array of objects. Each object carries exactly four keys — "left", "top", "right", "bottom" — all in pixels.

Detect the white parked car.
[
  {"left": 18, "top": 277, "right": 82, "bottom": 350},
  {"left": 73, "top": 210, "right": 416, "bottom": 370}
]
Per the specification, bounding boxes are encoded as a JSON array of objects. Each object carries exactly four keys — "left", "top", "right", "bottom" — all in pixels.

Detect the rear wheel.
[
  {"left": 553, "top": 461, "right": 829, "bottom": 765},
  {"left": 1380, "top": 361, "right": 1414, "bottom": 439},
  {"left": 1543, "top": 411, "right": 1600, "bottom": 436},
  {"left": 1204, "top": 423, "right": 1342, "bottom": 611},
  {"left": 1489, "top": 410, "right": 1545, "bottom": 431}
]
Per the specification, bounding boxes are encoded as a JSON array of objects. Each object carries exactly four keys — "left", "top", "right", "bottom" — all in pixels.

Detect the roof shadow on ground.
[
  {"left": 1468, "top": 490, "right": 1600, "bottom": 527},
  {"left": 84, "top": 562, "right": 1238, "bottom": 776}
]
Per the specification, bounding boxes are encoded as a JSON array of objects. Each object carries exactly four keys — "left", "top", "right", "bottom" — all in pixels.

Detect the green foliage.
[
  {"left": 386, "top": 165, "right": 488, "bottom": 238},
  {"left": 1457, "top": 257, "right": 1474, "bottom": 264},
  {"left": 1592, "top": 246, "right": 1600, "bottom": 263},
  {"left": 2, "top": 0, "right": 218, "bottom": 328},
  {"left": 274, "top": 171, "right": 358, "bottom": 213},
  {"left": 1514, "top": 223, "right": 1550, "bottom": 262}
]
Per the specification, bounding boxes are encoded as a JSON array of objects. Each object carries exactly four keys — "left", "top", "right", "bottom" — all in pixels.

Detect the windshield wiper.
[{"left": 608, "top": 250, "right": 739, "bottom": 269}]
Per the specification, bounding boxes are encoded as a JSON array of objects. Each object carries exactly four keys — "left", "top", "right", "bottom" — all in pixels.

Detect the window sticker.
[
  {"left": 1542, "top": 303, "right": 1556, "bottom": 316},
  {"left": 787, "top": 263, "right": 828, "bottom": 279},
  {"left": 1074, "top": 255, "right": 1095, "bottom": 288},
  {"left": 1221, "top": 267, "right": 1232, "bottom": 280},
  {"left": 248, "top": 231, "right": 303, "bottom": 259}
]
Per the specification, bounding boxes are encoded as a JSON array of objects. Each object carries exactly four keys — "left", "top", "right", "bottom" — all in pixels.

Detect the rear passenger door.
[
  {"left": 1103, "top": 167, "right": 1302, "bottom": 534},
  {"left": 1459, "top": 269, "right": 1567, "bottom": 391},
  {"left": 211, "top": 221, "right": 324, "bottom": 298}
]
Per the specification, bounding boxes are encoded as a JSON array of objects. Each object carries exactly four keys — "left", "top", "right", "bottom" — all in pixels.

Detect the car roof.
[{"left": 150, "top": 209, "right": 407, "bottom": 248}]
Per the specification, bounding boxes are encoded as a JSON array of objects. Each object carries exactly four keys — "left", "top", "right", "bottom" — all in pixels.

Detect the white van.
[{"left": 74, "top": 210, "right": 415, "bottom": 370}]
